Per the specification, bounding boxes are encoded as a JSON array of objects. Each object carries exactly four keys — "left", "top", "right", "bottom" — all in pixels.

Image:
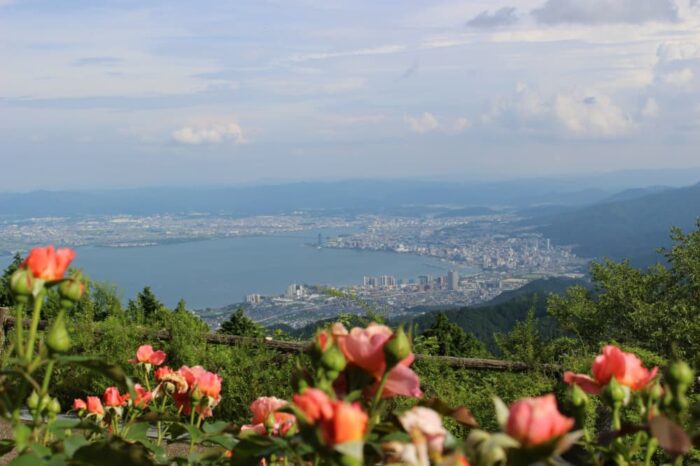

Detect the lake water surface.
[{"left": 0, "top": 231, "right": 477, "bottom": 309}]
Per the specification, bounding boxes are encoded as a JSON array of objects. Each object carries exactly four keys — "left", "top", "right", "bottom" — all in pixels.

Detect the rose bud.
[
  {"left": 383, "top": 326, "right": 411, "bottom": 371},
  {"left": 46, "top": 310, "right": 72, "bottom": 354},
  {"left": 10, "top": 268, "right": 34, "bottom": 303},
  {"left": 58, "top": 275, "right": 85, "bottom": 309}
]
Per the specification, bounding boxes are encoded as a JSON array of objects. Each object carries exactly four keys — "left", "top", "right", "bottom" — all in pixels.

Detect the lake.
[{"left": 0, "top": 231, "right": 478, "bottom": 309}]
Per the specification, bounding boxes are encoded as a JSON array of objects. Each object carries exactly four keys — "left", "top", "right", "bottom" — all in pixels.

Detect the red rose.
[{"left": 22, "top": 246, "right": 75, "bottom": 281}]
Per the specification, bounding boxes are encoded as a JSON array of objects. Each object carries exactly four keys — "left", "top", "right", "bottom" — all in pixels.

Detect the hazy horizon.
[{"left": 1, "top": 166, "right": 700, "bottom": 194}]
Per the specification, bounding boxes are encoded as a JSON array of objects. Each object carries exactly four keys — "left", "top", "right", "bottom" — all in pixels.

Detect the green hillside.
[{"left": 529, "top": 182, "right": 700, "bottom": 264}]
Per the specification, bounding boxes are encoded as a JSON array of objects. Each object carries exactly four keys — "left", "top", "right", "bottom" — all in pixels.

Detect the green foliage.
[
  {"left": 0, "top": 253, "right": 22, "bottom": 307},
  {"left": 548, "top": 221, "right": 700, "bottom": 361},
  {"left": 420, "top": 313, "right": 490, "bottom": 358},
  {"left": 219, "top": 308, "right": 263, "bottom": 338}
]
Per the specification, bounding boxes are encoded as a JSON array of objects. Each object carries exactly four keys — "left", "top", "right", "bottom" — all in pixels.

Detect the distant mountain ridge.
[{"left": 528, "top": 182, "right": 700, "bottom": 265}]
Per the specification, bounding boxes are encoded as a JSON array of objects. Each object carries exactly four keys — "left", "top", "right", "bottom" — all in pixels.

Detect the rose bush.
[{"left": 0, "top": 245, "right": 697, "bottom": 466}]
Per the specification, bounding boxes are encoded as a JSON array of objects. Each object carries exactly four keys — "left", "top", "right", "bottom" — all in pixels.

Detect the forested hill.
[
  {"left": 528, "top": 182, "right": 700, "bottom": 265},
  {"left": 400, "top": 277, "right": 585, "bottom": 352}
]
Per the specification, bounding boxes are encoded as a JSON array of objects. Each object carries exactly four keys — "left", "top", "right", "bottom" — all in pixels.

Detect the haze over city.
[{"left": 3, "top": 0, "right": 700, "bottom": 190}]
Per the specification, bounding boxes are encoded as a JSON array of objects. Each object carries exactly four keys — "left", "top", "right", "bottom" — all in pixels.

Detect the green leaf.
[
  {"left": 205, "top": 434, "right": 237, "bottom": 450},
  {"left": 229, "top": 436, "right": 286, "bottom": 466},
  {"left": 333, "top": 441, "right": 364, "bottom": 460},
  {"left": 202, "top": 420, "right": 230, "bottom": 434},
  {"left": 13, "top": 423, "right": 31, "bottom": 452},
  {"left": 0, "top": 439, "right": 15, "bottom": 456},
  {"left": 182, "top": 423, "right": 203, "bottom": 443},
  {"left": 63, "top": 436, "right": 89, "bottom": 458},
  {"left": 9, "top": 451, "right": 45, "bottom": 466},
  {"left": 124, "top": 423, "right": 150, "bottom": 443},
  {"left": 71, "top": 438, "right": 156, "bottom": 466},
  {"left": 493, "top": 396, "right": 509, "bottom": 430},
  {"left": 48, "top": 419, "right": 81, "bottom": 431}
]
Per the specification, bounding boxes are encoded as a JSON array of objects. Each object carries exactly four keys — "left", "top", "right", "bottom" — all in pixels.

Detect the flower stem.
[
  {"left": 24, "top": 290, "right": 45, "bottom": 363},
  {"left": 14, "top": 301, "right": 25, "bottom": 359},
  {"left": 40, "top": 360, "right": 55, "bottom": 395},
  {"left": 612, "top": 404, "right": 622, "bottom": 431},
  {"left": 368, "top": 371, "right": 390, "bottom": 431},
  {"left": 645, "top": 437, "right": 657, "bottom": 466}
]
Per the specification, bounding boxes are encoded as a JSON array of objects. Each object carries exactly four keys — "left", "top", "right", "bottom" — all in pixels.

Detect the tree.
[
  {"left": 0, "top": 253, "right": 22, "bottom": 307},
  {"left": 548, "top": 222, "right": 700, "bottom": 361},
  {"left": 421, "top": 313, "right": 489, "bottom": 358},
  {"left": 494, "top": 306, "right": 542, "bottom": 364},
  {"left": 219, "top": 308, "right": 263, "bottom": 337}
]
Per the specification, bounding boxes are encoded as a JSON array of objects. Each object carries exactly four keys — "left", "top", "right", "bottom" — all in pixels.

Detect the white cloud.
[
  {"left": 172, "top": 120, "right": 246, "bottom": 145},
  {"left": 641, "top": 98, "right": 659, "bottom": 118},
  {"left": 404, "top": 112, "right": 439, "bottom": 134},
  {"left": 554, "top": 94, "right": 634, "bottom": 136},
  {"left": 483, "top": 85, "right": 635, "bottom": 138},
  {"left": 454, "top": 117, "right": 472, "bottom": 132},
  {"left": 662, "top": 68, "right": 694, "bottom": 86}
]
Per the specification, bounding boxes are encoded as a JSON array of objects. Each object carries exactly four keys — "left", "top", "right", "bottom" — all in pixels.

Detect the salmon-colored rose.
[
  {"left": 293, "top": 388, "right": 334, "bottom": 423},
  {"left": 332, "top": 323, "right": 422, "bottom": 399},
  {"left": 178, "top": 365, "right": 207, "bottom": 387},
  {"left": 133, "top": 384, "right": 152, "bottom": 408},
  {"left": 132, "top": 345, "right": 166, "bottom": 366},
  {"left": 322, "top": 400, "right": 368, "bottom": 444},
  {"left": 564, "top": 345, "right": 659, "bottom": 395},
  {"left": 22, "top": 246, "right": 75, "bottom": 281},
  {"left": 197, "top": 371, "right": 222, "bottom": 399},
  {"left": 250, "top": 396, "right": 288, "bottom": 424},
  {"left": 155, "top": 365, "right": 173, "bottom": 381},
  {"left": 86, "top": 396, "right": 104, "bottom": 415},
  {"left": 73, "top": 399, "right": 87, "bottom": 411},
  {"left": 506, "top": 394, "right": 574, "bottom": 447},
  {"left": 103, "top": 386, "right": 127, "bottom": 407},
  {"left": 242, "top": 396, "right": 296, "bottom": 436}
]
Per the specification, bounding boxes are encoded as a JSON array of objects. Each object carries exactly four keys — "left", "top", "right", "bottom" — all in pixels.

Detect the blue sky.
[{"left": 2, "top": 0, "right": 700, "bottom": 190}]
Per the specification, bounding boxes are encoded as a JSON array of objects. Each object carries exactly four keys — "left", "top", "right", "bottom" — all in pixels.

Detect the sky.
[{"left": 2, "top": 0, "right": 700, "bottom": 190}]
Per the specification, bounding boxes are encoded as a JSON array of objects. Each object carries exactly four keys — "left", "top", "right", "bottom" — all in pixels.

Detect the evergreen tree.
[
  {"left": 494, "top": 306, "right": 542, "bottom": 364},
  {"left": 421, "top": 313, "right": 489, "bottom": 357},
  {"left": 219, "top": 308, "right": 263, "bottom": 337},
  {"left": 0, "top": 253, "right": 22, "bottom": 307}
]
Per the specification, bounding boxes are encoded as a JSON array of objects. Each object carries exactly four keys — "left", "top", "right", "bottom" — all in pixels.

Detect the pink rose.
[
  {"left": 72, "top": 399, "right": 87, "bottom": 411},
  {"left": 242, "top": 396, "right": 296, "bottom": 436},
  {"left": 103, "top": 386, "right": 127, "bottom": 407},
  {"left": 506, "top": 394, "right": 574, "bottom": 447},
  {"left": 399, "top": 407, "right": 447, "bottom": 454},
  {"left": 333, "top": 323, "right": 422, "bottom": 399},
  {"left": 132, "top": 345, "right": 167, "bottom": 366},
  {"left": 564, "top": 345, "right": 658, "bottom": 395},
  {"left": 86, "top": 396, "right": 104, "bottom": 415},
  {"left": 133, "top": 384, "right": 153, "bottom": 408}
]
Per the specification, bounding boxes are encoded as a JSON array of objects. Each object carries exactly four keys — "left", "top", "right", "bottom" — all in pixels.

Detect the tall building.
[
  {"left": 448, "top": 270, "right": 459, "bottom": 290},
  {"left": 246, "top": 294, "right": 263, "bottom": 305},
  {"left": 286, "top": 284, "right": 305, "bottom": 299},
  {"left": 379, "top": 275, "right": 396, "bottom": 287},
  {"left": 362, "top": 276, "right": 377, "bottom": 288}
]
